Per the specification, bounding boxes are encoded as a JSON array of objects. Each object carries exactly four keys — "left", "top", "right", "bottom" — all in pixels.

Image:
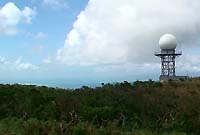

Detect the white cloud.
[
  {"left": 178, "top": 54, "right": 200, "bottom": 72},
  {"left": 56, "top": 0, "right": 200, "bottom": 67},
  {"left": 35, "top": 32, "right": 48, "bottom": 39},
  {"left": 24, "top": 31, "right": 48, "bottom": 39},
  {"left": 16, "top": 63, "right": 39, "bottom": 71},
  {"left": 22, "top": 6, "right": 36, "bottom": 24},
  {"left": 15, "top": 56, "right": 39, "bottom": 71},
  {"left": 42, "top": 0, "right": 68, "bottom": 9},
  {"left": 0, "top": 28, "right": 17, "bottom": 35},
  {"left": 0, "top": 56, "right": 7, "bottom": 65},
  {"left": 0, "top": 2, "right": 36, "bottom": 35},
  {"left": 0, "top": 56, "right": 39, "bottom": 71},
  {"left": 43, "top": 56, "right": 53, "bottom": 64},
  {"left": 31, "top": 44, "right": 44, "bottom": 53}
]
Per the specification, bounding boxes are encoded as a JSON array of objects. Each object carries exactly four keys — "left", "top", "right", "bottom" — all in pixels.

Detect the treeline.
[{"left": 0, "top": 78, "right": 200, "bottom": 135}]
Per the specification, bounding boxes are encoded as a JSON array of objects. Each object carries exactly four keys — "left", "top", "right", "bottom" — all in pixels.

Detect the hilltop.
[{"left": 0, "top": 78, "right": 200, "bottom": 135}]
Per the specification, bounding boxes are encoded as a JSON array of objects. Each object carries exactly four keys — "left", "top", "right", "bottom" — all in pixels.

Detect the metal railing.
[{"left": 154, "top": 51, "right": 182, "bottom": 56}]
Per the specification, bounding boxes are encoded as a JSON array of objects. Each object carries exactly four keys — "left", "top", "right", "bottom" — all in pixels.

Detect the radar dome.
[{"left": 159, "top": 34, "right": 177, "bottom": 50}]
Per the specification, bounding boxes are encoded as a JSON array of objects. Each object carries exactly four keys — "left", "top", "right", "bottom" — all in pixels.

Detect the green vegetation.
[{"left": 0, "top": 78, "right": 200, "bottom": 135}]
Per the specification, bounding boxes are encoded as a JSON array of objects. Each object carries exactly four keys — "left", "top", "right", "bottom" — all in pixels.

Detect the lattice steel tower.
[{"left": 155, "top": 34, "right": 182, "bottom": 77}]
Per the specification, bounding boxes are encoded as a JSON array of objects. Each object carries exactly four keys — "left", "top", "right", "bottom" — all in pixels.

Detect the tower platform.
[{"left": 159, "top": 75, "right": 189, "bottom": 82}]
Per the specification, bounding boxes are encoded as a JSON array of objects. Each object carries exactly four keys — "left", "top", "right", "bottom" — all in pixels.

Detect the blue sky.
[
  {"left": 0, "top": 0, "right": 200, "bottom": 88},
  {"left": 0, "top": 0, "right": 87, "bottom": 61},
  {"left": 0, "top": 0, "right": 92, "bottom": 87}
]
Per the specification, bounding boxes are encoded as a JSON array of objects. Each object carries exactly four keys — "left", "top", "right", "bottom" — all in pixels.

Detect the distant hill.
[{"left": 0, "top": 78, "right": 200, "bottom": 135}]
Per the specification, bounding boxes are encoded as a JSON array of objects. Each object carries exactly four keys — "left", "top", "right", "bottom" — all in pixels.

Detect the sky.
[{"left": 0, "top": 0, "right": 200, "bottom": 88}]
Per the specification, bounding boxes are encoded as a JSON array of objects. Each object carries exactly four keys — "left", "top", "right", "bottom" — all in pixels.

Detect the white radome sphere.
[{"left": 159, "top": 34, "right": 177, "bottom": 50}]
